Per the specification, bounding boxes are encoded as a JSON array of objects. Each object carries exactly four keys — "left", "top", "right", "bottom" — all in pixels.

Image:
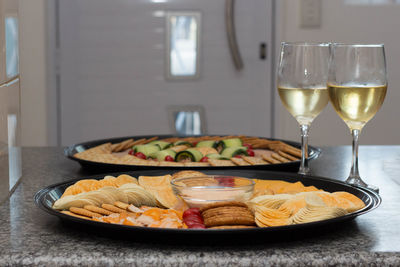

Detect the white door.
[{"left": 58, "top": 0, "right": 274, "bottom": 145}]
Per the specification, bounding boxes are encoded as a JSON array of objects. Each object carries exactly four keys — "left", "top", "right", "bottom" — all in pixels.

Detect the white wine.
[
  {"left": 328, "top": 84, "right": 387, "bottom": 130},
  {"left": 278, "top": 87, "right": 329, "bottom": 125}
]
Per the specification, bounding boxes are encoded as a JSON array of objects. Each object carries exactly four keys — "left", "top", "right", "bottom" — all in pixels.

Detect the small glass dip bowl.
[{"left": 170, "top": 175, "right": 255, "bottom": 208}]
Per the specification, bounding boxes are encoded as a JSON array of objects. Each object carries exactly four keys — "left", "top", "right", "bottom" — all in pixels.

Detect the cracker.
[
  {"left": 202, "top": 206, "right": 254, "bottom": 219},
  {"left": 138, "top": 175, "right": 178, "bottom": 208},
  {"left": 271, "top": 153, "right": 290, "bottom": 163},
  {"left": 61, "top": 210, "right": 93, "bottom": 220},
  {"left": 230, "top": 157, "right": 250, "bottom": 166},
  {"left": 208, "top": 225, "right": 256, "bottom": 229},
  {"left": 115, "top": 174, "right": 138, "bottom": 187},
  {"left": 200, "top": 201, "right": 248, "bottom": 213},
  {"left": 261, "top": 154, "right": 280, "bottom": 164},
  {"left": 70, "top": 207, "right": 102, "bottom": 218},
  {"left": 101, "top": 204, "right": 126, "bottom": 213},
  {"left": 130, "top": 138, "right": 147, "bottom": 146},
  {"left": 83, "top": 205, "right": 113, "bottom": 216},
  {"left": 281, "top": 146, "right": 302, "bottom": 158},
  {"left": 113, "top": 139, "right": 134, "bottom": 152},
  {"left": 242, "top": 156, "right": 268, "bottom": 165},
  {"left": 204, "top": 214, "right": 255, "bottom": 227},
  {"left": 114, "top": 201, "right": 129, "bottom": 210},
  {"left": 278, "top": 151, "right": 299, "bottom": 161},
  {"left": 142, "top": 136, "right": 158, "bottom": 144}
]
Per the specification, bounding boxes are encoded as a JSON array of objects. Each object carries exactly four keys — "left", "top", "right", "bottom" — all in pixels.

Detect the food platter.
[
  {"left": 34, "top": 169, "right": 380, "bottom": 235},
  {"left": 64, "top": 135, "right": 321, "bottom": 172}
]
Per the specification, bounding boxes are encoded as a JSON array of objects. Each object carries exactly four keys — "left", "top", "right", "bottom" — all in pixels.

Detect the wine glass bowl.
[
  {"left": 327, "top": 43, "right": 387, "bottom": 192},
  {"left": 278, "top": 42, "right": 330, "bottom": 175}
]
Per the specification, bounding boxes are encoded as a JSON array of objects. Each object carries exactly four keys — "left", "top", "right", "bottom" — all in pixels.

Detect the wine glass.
[
  {"left": 277, "top": 42, "right": 330, "bottom": 175},
  {"left": 328, "top": 44, "right": 387, "bottom": 192}
]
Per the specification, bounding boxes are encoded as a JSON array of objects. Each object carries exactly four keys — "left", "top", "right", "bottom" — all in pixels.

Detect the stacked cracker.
[{"left": 200, "top": 202, "right": 256, "bottom": 229}]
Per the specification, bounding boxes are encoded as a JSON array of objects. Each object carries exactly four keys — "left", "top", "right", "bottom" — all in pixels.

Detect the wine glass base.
[
  {"left": 345, "top": 176, "right": 379, "bottom": 193},
  {"left": 298, "top": 167, "right": 310, "bottom": 176}
]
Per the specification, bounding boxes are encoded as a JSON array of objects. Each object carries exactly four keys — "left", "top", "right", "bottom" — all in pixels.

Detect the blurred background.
[{"left": 3, "top": 0, "right": 400, "bottom": 149}]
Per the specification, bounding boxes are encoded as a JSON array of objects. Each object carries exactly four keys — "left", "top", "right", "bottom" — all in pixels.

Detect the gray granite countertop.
[{"left": 1, "top": 146, "right": 400, "bottom": 266}]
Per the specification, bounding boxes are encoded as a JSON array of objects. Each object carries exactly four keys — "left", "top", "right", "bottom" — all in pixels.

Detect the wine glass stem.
[
  {"left": 349, "top": 129, "right": 361, "bottom": 179},
  {"left": 299, "top": 124, "right": 310, "bottom": 175}
]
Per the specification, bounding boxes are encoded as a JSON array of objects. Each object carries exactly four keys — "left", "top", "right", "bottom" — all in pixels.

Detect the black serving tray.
[
  {"left": 64, "top": 135, "right": 321, "bottom": 172},
  {"left": 34, "top": 169, "right": 380, "bottom": 236}
]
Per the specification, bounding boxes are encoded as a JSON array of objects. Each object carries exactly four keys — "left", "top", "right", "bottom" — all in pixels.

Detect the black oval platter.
[
  {"left": 34, "top": 169, "right": 381, "bottom": 236},
  {"left": 64, "top": 135, "right": 321, "bottom": 172}
]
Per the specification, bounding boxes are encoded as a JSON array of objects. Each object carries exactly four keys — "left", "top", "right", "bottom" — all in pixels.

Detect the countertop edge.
[{"left": 1, "top": 252, "right": 400, "bottom": 266}]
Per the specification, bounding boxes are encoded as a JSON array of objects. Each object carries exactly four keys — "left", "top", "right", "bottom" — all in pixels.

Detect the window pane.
[
  {"left": 167, "top": 12, "right": 200, "bottom": 79},
  {"left": 5, "top": 17, "right": 19, "bottom": 79}
]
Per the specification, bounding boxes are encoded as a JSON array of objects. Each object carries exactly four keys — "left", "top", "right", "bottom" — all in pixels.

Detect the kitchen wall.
[
  {"left": 18, "top": 0, "right": 400, "bottom": 146},
  {"left": 19, "top": 0, "right": 50, "bottom": 146},
  {"left": 275, "top": 0, "right": 400, "bottom": 146}
]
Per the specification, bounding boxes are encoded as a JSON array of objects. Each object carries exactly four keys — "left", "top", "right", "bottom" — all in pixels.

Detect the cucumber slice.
[
  {"left": 196, "top": 140, "right": 217, "bottom": 148},
  {"left": 175, "top": 148, "right": 204, "bottom": 162},
  {"left": 148, "top": 149, "right": 177, "bottom": 161},
  {"left": 218, "top": 138, "right": 243, "bottom": 149},
  {"left": 148, "top": 140, "right": 171, "bottom": 150},
  {"left": 133, "top": 144, "right": 161, "bottom": 157},
  {"left": 205, "top": 153, "right": 230, "bottom": 160},
  {"left": 173, "top": 140, "right": 192, "bottom": 147},
  {"left": 220, "top": 146, "right": 248, "bottom": 158}
]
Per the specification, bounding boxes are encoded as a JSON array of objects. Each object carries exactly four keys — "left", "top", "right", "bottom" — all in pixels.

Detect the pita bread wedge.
[
  {"left": 74, "top": 143, "right": 112, "bottom": 160},
  {"left": 89, "top": 154, "right": 121, "bottom": 164},
  {"left": 184, "top": 162, "right": 210, "bottom": 167},
  {"left": 172, "top": 170, "right": 207, "bottom": 180},
  {"left": 158, "top": 161, "right": 185, "bottom": 167}
]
